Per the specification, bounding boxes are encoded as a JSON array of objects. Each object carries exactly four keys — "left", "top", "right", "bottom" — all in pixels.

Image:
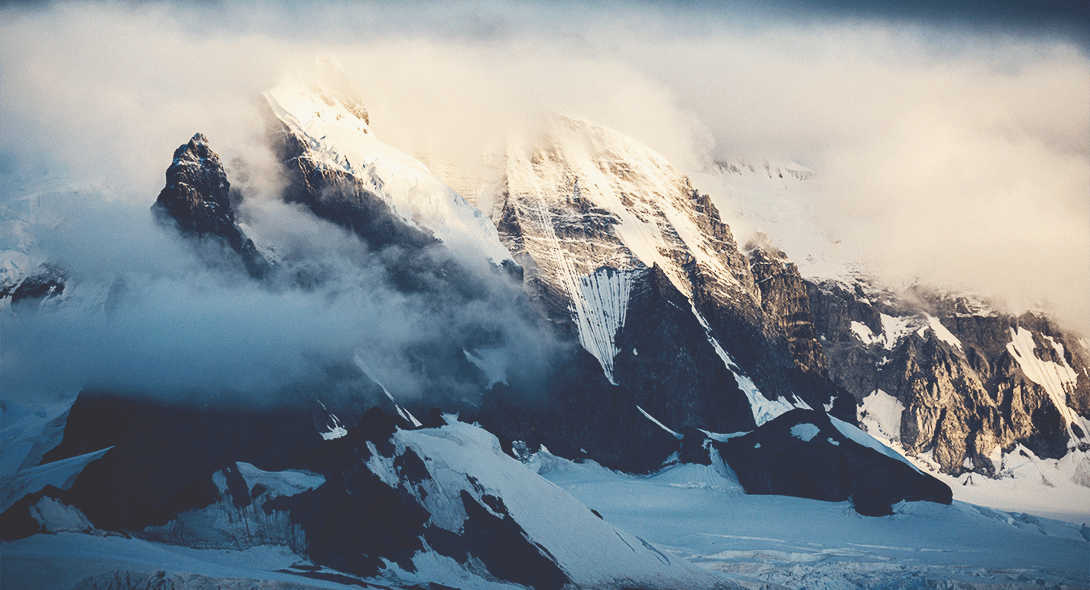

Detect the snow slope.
[
  {"left": 534, "top": 452, "right": 1089, "bottom": 589},
  {"left": 263, "top": 66, "right": 513, "bottom": 266},
  {"left": 381, "top": 419, "right": 736, "bottom": 589},
  {"left": 688, "top": 160, "right": 856, "bottom": 283},
  {"left": 859, "top": 419, "right": 1090, "bottom": 524}
]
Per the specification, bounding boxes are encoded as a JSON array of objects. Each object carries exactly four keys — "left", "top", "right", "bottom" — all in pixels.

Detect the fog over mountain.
[
  {"left": 3, "top": 2, "right": 1085, "bottom": 341},
  {"left": 3, "top": 4, "right": 1089, "bottom": 588}
]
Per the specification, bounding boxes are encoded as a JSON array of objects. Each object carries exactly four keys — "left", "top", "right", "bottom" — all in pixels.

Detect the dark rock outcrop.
[
  {"left": 479, "top": 343, "right": 682, "bottom": 474},
  {"left": 614, "top": 264, "right": 758, "bottom": 434},
  {"left": 13, "top": 387, "right": 723, "bottom": 589},
  {"left": 43, "top": 384, "right": 374, "bottom": 532},
  {"left": 151, "top": 133, "right": 270, "bottom": 278},
  {"left": 679, "top": 426, "right": 714, "bottom": 465},
  {"left": 745, "top": 234, "right": 827, "bottom": 377},
  {"left": 0, "top": 263, "right": 66, "bottom": 306},
  {"left": 715, "top": 409, "right": 952, "bottom": 516},
  {"left": 808, "top": 280, "right": 1090, "bottom": 476},
  {"left": 271, "top": 124, "right": 438, "bottom": 256},
  {"left": 38, "top": 390, "right": 137, "bottom": 465}
]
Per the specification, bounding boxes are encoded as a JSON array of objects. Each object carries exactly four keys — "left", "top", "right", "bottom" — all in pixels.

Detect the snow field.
[
  {"left": 390, "top": 420, "right": 732, "bottom": 588},
  {"left": 534, "top": 451, "right": 1088, "bottom": 589}
]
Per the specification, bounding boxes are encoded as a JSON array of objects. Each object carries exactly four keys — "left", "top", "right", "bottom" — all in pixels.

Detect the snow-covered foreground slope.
[
  {"left": 1, "top": 535, "right": 343, "bottom": 590},
  {"left": 383, "top": 421, "right": 735, "bottom": 589},
  {"left": 1, "top": 401, "right": 738, "bottom": 590},
  {"left": 532, "top": 454, "right": 1089, "bottom": 589}
]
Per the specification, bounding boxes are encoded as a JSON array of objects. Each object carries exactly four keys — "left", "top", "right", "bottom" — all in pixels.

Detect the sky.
[{"left": 1, "top": 0, "right": 1088, "bottom": 401}]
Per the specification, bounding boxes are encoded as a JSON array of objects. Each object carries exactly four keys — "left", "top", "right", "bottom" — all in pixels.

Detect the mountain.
[
  {"left": 263, "top": 68, "right": 514, "bottom": 269},
  {"left": 695, "top": 159, "right": 1090, "bottom": 519},
  {"left": 3, "top": 391, "right": 733, "bottom": 589},
  {"left": 152, "top": 133, "right": 271, "bottom": 279},
  {"left": 480, "top": 114, "right": 856, "bottom": 463},
  {"left": 1, "top": 68, "right": 1086, "bottom": 589}
]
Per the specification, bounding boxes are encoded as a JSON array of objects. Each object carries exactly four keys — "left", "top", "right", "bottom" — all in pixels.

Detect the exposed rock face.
[
  {"left": 479, "top": 344, "right": 683, "bottom": 474},
  {"left": 272, "top": 125, "right": 438, "bottom": 255},
  {"left": 0, "top": 263, "right": 65, "bottom": 306},
  {"left": 260, "top": 82, "right": 854, "bottom": 470},
  {"left": 808, "top": 279, "right": 1090, "bottom": 477},
  {"left": 151, "top": 133, "right": 269, "bottom": 278},
  {"left": 268, "top": 119, "right": 468, "bottom": 298},
  {"left": 613, "top": 264, "right": 757, "bottom": 434},
  {"left": 38, "top": 391, "right": 137, "bottom": 465},
  {"left": 715, "top": 409, "right": 952, "bottom": 516},
  {"left": 744, "top": 234, "right": 827, "bottom": 377},
  {"left": 490, "top": 115, "right": 855, "bottom": 449},
  {"left": 263, "top": 68, "right": 513, "bottom": 267},
  {"left": 9, "top": 391, "right": 733, "bottom": 589}
]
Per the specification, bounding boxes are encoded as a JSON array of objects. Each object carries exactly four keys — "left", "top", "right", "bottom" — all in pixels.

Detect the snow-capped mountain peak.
[{"left": 264, "top": 65, "right": 513, "bottom": 266}]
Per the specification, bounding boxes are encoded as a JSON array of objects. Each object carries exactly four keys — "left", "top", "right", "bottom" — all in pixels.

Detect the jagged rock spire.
[{"left": 151, "top": 133, "right": 269, "bottom": 278}]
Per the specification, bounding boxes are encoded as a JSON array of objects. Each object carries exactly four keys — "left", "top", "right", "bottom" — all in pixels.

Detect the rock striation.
[
  {"left": 488, "top": 115, "right": 854, "bottom": 452},
  {"left": 808, "top": 280, "right": 1090, "bottom": 477}
]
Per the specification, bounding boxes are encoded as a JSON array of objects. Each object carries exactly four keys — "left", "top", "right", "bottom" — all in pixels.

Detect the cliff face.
[
  {"left": 151, "top": 133, "right": 269, "bottom": 278},
  {"left": 807, "top": 280, "right": 1090, "bottom": 477},
  {"left": 744, "top": 234, "right": 828, "bottom": 377},
  {"left": 489, "top": 115, "right": 854, "bottom": 446}
]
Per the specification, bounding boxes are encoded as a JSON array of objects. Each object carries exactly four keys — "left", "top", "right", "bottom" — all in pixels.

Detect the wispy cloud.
[{"left": 2, "top": 0, "right": 1087, "bottom": 350}]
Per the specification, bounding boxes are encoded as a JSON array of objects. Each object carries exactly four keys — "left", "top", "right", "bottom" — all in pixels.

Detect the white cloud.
[{"left": 2, "top": 0, "right": 1087, "bottom": 338}]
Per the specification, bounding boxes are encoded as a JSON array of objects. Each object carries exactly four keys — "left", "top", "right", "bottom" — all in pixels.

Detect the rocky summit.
[
  {"left": 151, "top": 133, "right": 270, "bottom": 278},
  {"left": 1, "top": 66, "right": 1086, "bottom": 590}
]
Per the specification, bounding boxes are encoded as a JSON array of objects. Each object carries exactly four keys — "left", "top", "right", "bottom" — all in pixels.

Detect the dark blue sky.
[
  {"left": 670, "top": 0, "right": 1089, "bottom": 49},
  {"left": 2, "top": 0, "right": 1087, "bottom": 48}
]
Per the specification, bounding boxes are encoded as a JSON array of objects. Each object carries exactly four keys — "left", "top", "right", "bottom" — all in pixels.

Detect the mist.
[
  {"left": 2, "top": 0, "right": 1087, "bottom": 407},
  {"left": 1, "top": 184, "right": 561, "bottom": 404}
]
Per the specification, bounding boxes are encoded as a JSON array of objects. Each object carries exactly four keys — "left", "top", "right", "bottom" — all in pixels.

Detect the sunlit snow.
[{"left": 263, "top": 67, "right": 513, "bottom": 266}]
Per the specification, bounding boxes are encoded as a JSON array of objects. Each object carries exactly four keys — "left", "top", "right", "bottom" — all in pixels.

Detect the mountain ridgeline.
[{"left": 3, "top": 73, "right": 1088, "bottom": 588}]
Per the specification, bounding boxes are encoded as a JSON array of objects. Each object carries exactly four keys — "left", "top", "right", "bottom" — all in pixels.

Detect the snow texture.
[
  {"left": 829, "top": 415, "right": 923, "bottom": 475},
  {"left": 638, "top": 405, "right": 683, "bottom": 439},
  {"left": 1006, "top": 326, "right": 1086, "bottom": 440},
  {"left": 496, "top": 115, "right": 765, "bottom": 392},
  {"left": 264, "top": 66, "right": 513, "bottom": 266},
  {"left": 789, "top": 423, "right": 820, "bottom": 442},
  {"left": 378, "top": 419, "right": 733, "bottom": 588},
  {"left": 574, "top": 267, "right": 636, "bottom": 383},
  {"left": 534, "top": 451, "right": 1088, "bottom": 589},
  {"left": 234, "top": 462, "right": 324, "bottom": 499},
  {"left": 925, "top": 313, "right": 963, "bottom": 350},
  {"left": 1, "top": 447, "right": 111, "bottom": 512},
  {"left": 314, "top": 399, "right": 347, "bottom": 440},
  {"left": 690, "top": 305, "right": 804, "bottom": 426},
  {"left": 353, "top": 352, "right": 421, "bottom": 427},
  {"left": 858, "top": 389, "right": 905, "bottom": 443}
]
